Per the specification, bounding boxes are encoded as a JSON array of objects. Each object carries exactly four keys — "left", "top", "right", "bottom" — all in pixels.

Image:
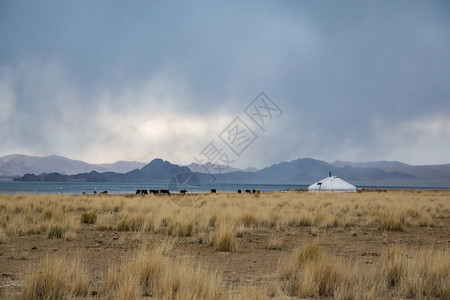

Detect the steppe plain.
[{"left": 0, "top": 190, "right": 449, "bottom": 299}]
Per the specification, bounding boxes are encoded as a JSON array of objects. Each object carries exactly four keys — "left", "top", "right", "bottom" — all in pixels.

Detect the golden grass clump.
[
  {"left": 0, "top": 227, "right": 5, "bottom": 244},
  {"left": 377, "top": 211, "right": 406, "bottom": 231},
  {"left": 267, "top": 234, "right": 284, "bottom": 250},
  {"left": 47, "top": 225, "right": 64, "bottom": 239},
  {"left": 417, "top": 212, "right": 434, "bottom": 227},
  {"left": 278, "top": 242, "right": 352, "bottom": 298},
  {"left": 290, "top": 241, "right": 322, "bottom": 269},
  {"left": 213, "top": 225, "right": 237, "bottom": 252},
  {"left": 405, "top": 250, "right": 450, "bottom": 298},
  {"left": 105, "top": 245, "right": 224, "bottom": 299},
  {"left": 380, "top": 247, "right": 406, "bottom": 288},
  {"left": 379, "top": 247, "right": 450, "bottom": 298},
  {"left": 287, "top": 212, "right": 313, "bottom": 227},
  {"left": 81, "top": 210, "right": 97, "bottom": 224},
  {"left": 22, "top": 256, "right": 89, "bottom": 299},
  {"left": 239, "top": 212, "right": 258, "bottom": 227},
  {"left": 168, "top": 220, "right": 195, "bottom": 237},
  {"left": 116, "top": 213, "right": 146, "bottom": 232},
  {"left": 278, "top": 243, "right": 450, "bottom": 299}
]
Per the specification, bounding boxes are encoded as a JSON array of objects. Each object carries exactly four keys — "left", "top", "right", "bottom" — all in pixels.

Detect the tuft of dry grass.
[
  {"left": 22, "top": 256, "right": 89, "bottom": 299},
  {"left": 378, "top": 211, "right": 406, "bottom": 231},
  {"left": 291, "top": 242, "right": 322, "bottom": 268},
  {"left": 0, "top": 227, "right": 5, "bottom": 244},
  {"left": 214, "top": 225, "right": 237, "bottom": 252},
  {"left": 418, "top": 212, "right": 434, "bottom": 227},
  {"left": 288, "top": 213, "right": 313, "bottom": 227},
  {"left": 47, "top": 225, "right": 64, "bottom": 239},
  {"left": 81, "top": 210, "right": 97, "bottom": 224},
  {"left": 168, "top": 220, "right": 195, "bottom": 237},
  {"left": 278, "top": 242, "right": 351, "bottom": 298},
  {"left": 267, "top": 234, "right": 284, "bottom": 250},
  {"left": 116, "top": 213, "right": 145, "bottom": 232},
  {"left": 105, "top": 245, "right": 224, "bottom": 299},
  {"left": 278, "top": 243, "right": 450, "bottom": 299},
  {"left": 240, "top": 212, "right": 258, "bottom": 227},
  {"left": 381, "top": 247, "right": 406, "bottom": 288},
  {"left": 378, "top": 247, "right": 450, "bottom": 298}
]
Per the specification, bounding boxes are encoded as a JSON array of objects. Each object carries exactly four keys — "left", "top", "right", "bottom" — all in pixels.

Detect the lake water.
[
  {"left": 0, "top": 181, "right": 309, "bottom": 195},
  {"left": 0, "top": 181, "right": 447, "bottom": 195}
]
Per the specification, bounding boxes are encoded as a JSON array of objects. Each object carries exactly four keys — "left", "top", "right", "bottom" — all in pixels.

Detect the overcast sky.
[{"left": 0, "top": 1, "right": 449, "bottom": 168}]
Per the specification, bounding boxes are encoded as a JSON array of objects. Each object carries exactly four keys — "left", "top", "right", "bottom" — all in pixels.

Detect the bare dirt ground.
[{"left": 0, "top": 190, "right": 449, "bottom": 298}]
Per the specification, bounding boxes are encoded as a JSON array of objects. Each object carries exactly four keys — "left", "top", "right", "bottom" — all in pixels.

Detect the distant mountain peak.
[{"left": 150, "top": 158, "right": 164, "bottom": 163}]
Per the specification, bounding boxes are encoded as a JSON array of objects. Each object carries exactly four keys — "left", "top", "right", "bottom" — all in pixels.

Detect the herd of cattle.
[
  {"left": 135, "top": 189, "right": 170, "bottom": 195},
  {"left": 134, "top": 189, "right": 260, "bottom": 195}
]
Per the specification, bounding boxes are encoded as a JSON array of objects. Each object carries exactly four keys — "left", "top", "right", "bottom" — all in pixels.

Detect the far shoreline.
[{"left": 1, "top": 187, "right": 450, "bottom": 196}]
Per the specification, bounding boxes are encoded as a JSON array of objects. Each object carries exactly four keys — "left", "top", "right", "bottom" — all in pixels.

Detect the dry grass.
[
  {"left": 278, "top": 242, "right": 350, "bottom": 298},
  {"left": 278, "top": 242, "right": 450, "bottom": 299},
  {"left": 0, "top": 190, "right": 448, "bottom": 298},
  {"left": 213, "top": 225, "right": 237, "bottom": 252},
  {"left": 80, "top": 210, "right": 97, "bottom": 224},
  {"left": 1, "top": 190, "right": 448, "bottom": 238},
  {"left": 47, "top": 225, "right": 64, "bottom": 239},
  {"left": 378, "top": 211, "right": 406, "bottom": 231},
  {"left": 104, "top": 244, "right": 225, "bottom": 299},
  {"left": 267, "top": 234, "right": 284, "bottom": 250},
  {"left": 22, "top": 256, "right": 89, "bottom": 299}
]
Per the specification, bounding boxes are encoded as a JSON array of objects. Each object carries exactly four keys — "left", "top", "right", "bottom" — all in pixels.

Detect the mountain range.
[
  {"left": 0, "top": 154, "right": 146, "bottom": 177},
  {"left": 8, "top": 154, "right": 450, "bottom": 187}
]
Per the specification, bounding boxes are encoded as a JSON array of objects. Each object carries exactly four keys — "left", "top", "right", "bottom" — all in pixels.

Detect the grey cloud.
[{"left": 0, "top": 1, "right": 449, "bottom": 166}]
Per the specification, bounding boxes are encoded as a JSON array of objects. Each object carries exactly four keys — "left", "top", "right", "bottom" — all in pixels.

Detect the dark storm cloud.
[{"left": 0, "top": 1, "right": 449, "bottom": 166}]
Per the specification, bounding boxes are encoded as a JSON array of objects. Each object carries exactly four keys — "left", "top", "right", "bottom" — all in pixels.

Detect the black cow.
[
  {"left": 180, "top": 189, "right": 187, "bottom": 194},
  {"left": 101, "top": 191, "right": 108, "bottom": 194},
  {"left": 245, "top": 189, "right": 251, "bottom": 194},
  {"left": 150, "top": 189, "right": 159, "bottom": 195},
  {"left": 211, "top": 189, "right": 216, "bottom": 193},
  {"left": 237, "top": 189, "right": 241, "bottom": 194},
  {"left": 160, "top": 189, "right": 170, "bottom": 195},
  {"left": 136, "top": 189, "right": 141, "bottom": 194},
  {"left": 142, "top": 189, "right": 148, "bottom": 194}
]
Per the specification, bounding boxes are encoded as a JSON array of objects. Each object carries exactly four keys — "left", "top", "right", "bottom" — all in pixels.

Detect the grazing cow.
[
  {"left": 245, "top": 189, "right": 251, "bottom": 194},
  {"left": 252, "top": 189, "right": 260, "bottom": 194},
  {"left": 160, "top": 189, "right": 170, "bottom": 195},
  {"left": 93, "top": 190, "right": 97, "bottom": 194},
  {"left": 211, "top": 189, "right": 216, "bottom": 193},
  {"left": 237, "top": 189, "right": 241, "bottom": 194},
  {"left": 142, "top": 189, "right": 148, "bottom": 194},
  {"left": 101, "top": 191, "right": 108, "bottom": 194},
  {"left": 150, "top": 189, "right": 159, "bottom": 195},
  {"left": 180, "top": 189, "right": 187, "bottom": 194},
  {"left": 136, "top": 190, "right": 141, "bottom": 194}
]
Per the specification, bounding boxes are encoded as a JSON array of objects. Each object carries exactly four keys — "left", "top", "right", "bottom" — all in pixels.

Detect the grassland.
[{"left": 0, "top": 190, "right": 449, "bottom": 299}]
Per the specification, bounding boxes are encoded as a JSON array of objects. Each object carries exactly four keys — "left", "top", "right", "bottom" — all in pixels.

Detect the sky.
[{"left": 0, "top": 1, "right": 449, "bottom": 168}]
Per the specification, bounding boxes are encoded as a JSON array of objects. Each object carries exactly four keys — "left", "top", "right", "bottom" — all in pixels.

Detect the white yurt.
[{"left": 308, "top": 173, "right": 356, "bottom": 193}]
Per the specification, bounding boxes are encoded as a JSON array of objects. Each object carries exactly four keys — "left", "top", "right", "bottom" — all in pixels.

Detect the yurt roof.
[{"left": 308, "top": 174, "right": 356, "bottom": 192}]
